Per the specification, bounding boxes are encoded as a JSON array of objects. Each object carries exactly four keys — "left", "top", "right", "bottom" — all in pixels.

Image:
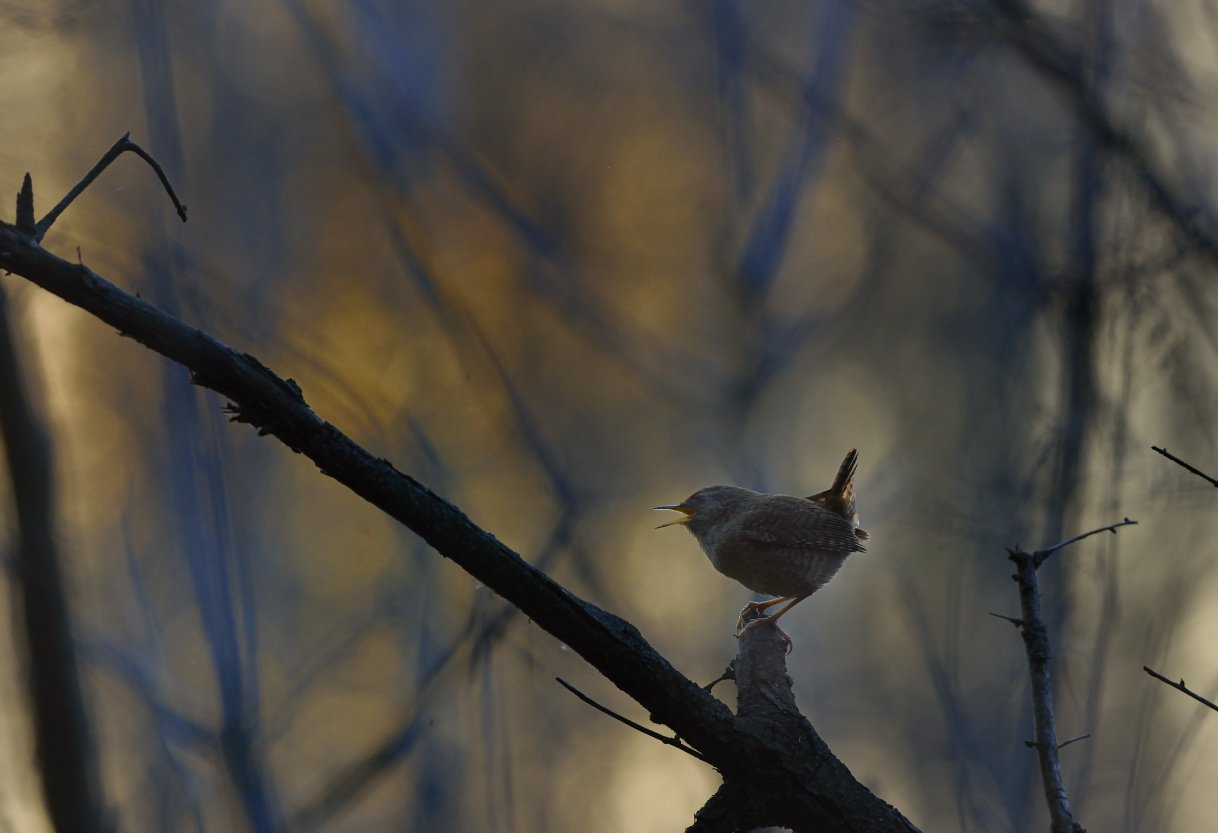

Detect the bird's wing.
[{"left": 741, "top": 503, "right": 867, "bottom": 553}]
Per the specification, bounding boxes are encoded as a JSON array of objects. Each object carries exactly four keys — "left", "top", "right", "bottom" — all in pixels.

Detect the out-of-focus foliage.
[{"left": 2, "top": 0, "right": 1218, "bottom": 831}]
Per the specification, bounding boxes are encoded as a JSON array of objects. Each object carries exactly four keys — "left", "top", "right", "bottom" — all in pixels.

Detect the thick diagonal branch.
[{"left": 0, "top": 214, "right": 918, "bottom": 832}]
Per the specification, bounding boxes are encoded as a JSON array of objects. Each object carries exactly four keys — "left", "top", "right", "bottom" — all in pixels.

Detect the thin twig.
[
  {"left": 35, "top": 133, "right": 187, "bottom": 239},
  {"left": 555, "top": 678, "right": 708, "bottom": 763},
  {"left": 1151, "top": 446, "right": 1218, "bottom": 488},
  {"left": 1032, "top": 517, "right": 1137, "bottom": 567},
  {"left": 1058, "top": 734, "right": 1091, "bottom": 750},
  {"left": 703, "top": 662, "right": 736, "bottom": 693},
  {"left": 1143, "top": 666, "right": 1218, "bottom": 713},
  {"left": 989, "top": 611, "right": 1023, "bottom": 628},
  {"left": 1024, "top": 734, "right": 1091, "bottom": 750}
]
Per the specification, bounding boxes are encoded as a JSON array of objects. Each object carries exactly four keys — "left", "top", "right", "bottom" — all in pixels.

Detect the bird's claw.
[
  {"left": 735, "top": 609, "right": 795, "bottom": 654},
  {"left": 735, "top": 599, "right": 770, "bottom": 632}
]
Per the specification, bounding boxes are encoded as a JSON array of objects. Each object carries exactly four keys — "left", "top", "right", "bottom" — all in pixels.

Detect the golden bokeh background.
[{"left": 3, "top": 1, "right": 1218, "bottom": 831}]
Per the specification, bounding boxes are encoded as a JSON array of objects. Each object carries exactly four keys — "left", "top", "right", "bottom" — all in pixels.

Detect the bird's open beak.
[{"left": 654, "top": 504, "right": 693, "bottom": 529}]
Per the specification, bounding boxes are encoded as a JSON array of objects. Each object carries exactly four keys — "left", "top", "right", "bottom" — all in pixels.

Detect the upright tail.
[
  {"left": 808, "top": 448, "right": 869, "bottom": 541},
  {"left": 829, "top": 448, "right": 859, "bottom": 500}
]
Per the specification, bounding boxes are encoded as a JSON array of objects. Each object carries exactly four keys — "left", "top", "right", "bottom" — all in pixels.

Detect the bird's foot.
[
  {"left": 735, "top": 597, "right": 792, "bottom": 632},
  {"left": 737, "top": 614, "right": 794, "bottom": 654}
]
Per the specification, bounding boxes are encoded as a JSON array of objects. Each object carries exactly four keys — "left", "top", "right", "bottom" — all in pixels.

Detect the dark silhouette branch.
[
  {"left": 556, "top": 677, "right": 709, "bottom": 763},
  {"left": 1151, "top": 446, "right": 1218, "bottom": 488},
  {"left": 1143, "top": 666, "right": 1218, "bottom": 714},
  {"left": 0, "top": 146, "right": 920, "bottom": 833},
  {"left": 33, "top": 132, "right": 187, "bottom": 240},
  {"left": 1005, "top": 519, "right": 1135, "bottom": 833}
]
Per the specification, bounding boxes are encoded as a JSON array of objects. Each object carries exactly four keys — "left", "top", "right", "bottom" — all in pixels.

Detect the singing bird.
[{"left": 655, "top": 449, "right": 869, "bottom": 653}]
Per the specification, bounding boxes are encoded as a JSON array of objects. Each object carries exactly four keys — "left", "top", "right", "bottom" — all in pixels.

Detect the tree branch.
[
  {"left": 1007, "top": 546, "right": 1085, "bottom": 833},
  {"left": 1143, "top": 666, "right": 1218, "bottom": 714},
  {"left": 1004, "top": 520, "right": 1134, "bottom": 833},
  {"left": 34, "top": 133, "right": 187, "bottom": 239},
  {"left": 1151, "top": 446, "right": 1218, "bottom": 488},
  {"left": 0, "top": 158, "right": 920, "bottom": 832}
]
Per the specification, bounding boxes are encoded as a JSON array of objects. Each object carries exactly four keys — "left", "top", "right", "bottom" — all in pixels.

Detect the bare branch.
[
  {"left": 1031, "top": 518, "right": 1137, "bottom": 568},
  {"left": 0, "top": 162, "right": 922, "bottom": 830},
  {"left": 1151, "top": 446, "right": 1218, "bottom": 488},
  {"left": 1004, "top": 518, "right": 1132, "bottom": 832},
  {"left": 34, "top": 133, "right": 187, "bottom": 239},
  {"left": 1143, "top": 666, "right": 1218, "bottom": 713}
]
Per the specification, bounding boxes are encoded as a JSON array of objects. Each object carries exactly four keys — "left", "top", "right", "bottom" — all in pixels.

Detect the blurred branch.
[
  {"left": 1005, "top": 518, "right": 1136, "bottom": 833},
  {"left": 0, "top": 164, "right": 920, "bottom": 832},
  {"left": 989, "top": 0, "right": 1218, "bottom": 265},
  {"left": 0, "top": 283, "right": 110, "bottom": 833},
  {"left": 556, "top": 677, "right": 708, "bottom": 763},
  {"left": 1151, "top": 446, "right": 1218, "bottom": 488},
  {"left": 287, "top": 518, "right": 577, "bottom": 832},
  {"left": 1143, "top": 666, "right": 1218, "bottom": 714}
]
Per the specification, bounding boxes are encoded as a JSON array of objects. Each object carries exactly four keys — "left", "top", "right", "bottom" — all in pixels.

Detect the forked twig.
[{"left": 34, "top": 133, "right": 187, "bottom": 239}]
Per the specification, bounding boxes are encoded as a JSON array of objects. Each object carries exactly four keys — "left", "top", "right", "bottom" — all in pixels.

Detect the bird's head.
[{"left": 654, "top": 485, "right": 756, "bottom": 540}]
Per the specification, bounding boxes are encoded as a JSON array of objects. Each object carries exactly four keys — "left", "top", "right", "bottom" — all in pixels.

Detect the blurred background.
[{"left": 1, "top": 0, "right": 1217, "bottom": 831}]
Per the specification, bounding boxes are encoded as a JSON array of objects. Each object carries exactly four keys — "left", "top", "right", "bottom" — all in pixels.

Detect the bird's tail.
[
  {"left": 808, "top": 449, "right": 868, "bottom": 540},
  {"left": 829, "top": 448, "right": 859, "bottom": 500}
]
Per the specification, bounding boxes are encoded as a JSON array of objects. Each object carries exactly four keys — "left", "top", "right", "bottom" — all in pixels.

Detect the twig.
[
  {"left": 1058, "top": 733, "right": 1091, "bottom": 750},
  {"left": 989, "top": 611, "right": 1023, "bottom": 628},
  {"left": 703, "top": 662, "right": 736, "bottom": 693},
  {"left": 1026, "top": 734, "right": 1091, "bottom": 750},
  {"left": 1143, "top": 666, "right": 1218, "bottom": 713},
  {"left": 1031, "top": 518, "right": 1137, "bottom": 567},
  {"left": 34, "top": 133, "right": 187, "bottom": 239},
  {"left": 555, "top": 678, "right": 708, "bottom": 763},
  {"left": 1151, "top": 446, "right": 1218, "bottom": 488}
]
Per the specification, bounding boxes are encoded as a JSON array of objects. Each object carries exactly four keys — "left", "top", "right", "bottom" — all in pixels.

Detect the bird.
[{"left": 654, "top": 449, "right": 869, "bottom": 653}]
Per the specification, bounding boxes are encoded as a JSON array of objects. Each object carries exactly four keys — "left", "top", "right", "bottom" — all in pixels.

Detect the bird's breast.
[{"left": 702, "top": 539, "right": 850, "bottom": 598}]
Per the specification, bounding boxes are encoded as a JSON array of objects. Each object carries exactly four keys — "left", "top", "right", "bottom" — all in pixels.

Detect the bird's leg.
[
  {"left": 736, "top": 596, "right": 794, "bottom": 633},
  {"left": 738, "top": 594, "right": 810, "bottom": 655}
]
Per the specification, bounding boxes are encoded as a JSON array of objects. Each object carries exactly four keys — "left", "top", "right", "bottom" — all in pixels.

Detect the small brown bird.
[{"left": 655, "top": 449, "right": 869, "bottom": 653}]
